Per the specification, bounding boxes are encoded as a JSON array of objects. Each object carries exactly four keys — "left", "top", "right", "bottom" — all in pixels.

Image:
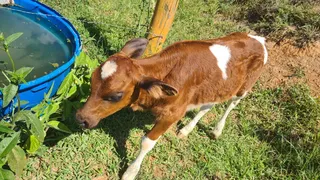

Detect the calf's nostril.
[
  {"left": 79, "top": 122, "right": 85, "bottom": 127},
  {"left": 79, "top": 121, "right": 89, "bottom": 128},
  {"left": 83, "top": 121, "right": 89, "bottom": 128},
  {"left": 75, "top": 112, "right": 92, "bottom": 129}
]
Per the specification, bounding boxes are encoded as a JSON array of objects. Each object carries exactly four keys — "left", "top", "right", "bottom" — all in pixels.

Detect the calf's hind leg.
[
  {"left": 178, "top": 104, "right": 213, "bottom": 138},
  {"left": 210, "top": 92, "right": 247, "bottom": 139}
]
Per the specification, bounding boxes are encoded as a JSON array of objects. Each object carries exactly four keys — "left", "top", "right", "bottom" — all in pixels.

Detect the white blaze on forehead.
[
  {"left": 248, "top": 34, "right": 268, "bottom": 64},
  {"left": 209, "top": 44, "right": 231, "bottom": 80},
  {"left": 101, "top": 60, "right": 117, "bottom": 79}
]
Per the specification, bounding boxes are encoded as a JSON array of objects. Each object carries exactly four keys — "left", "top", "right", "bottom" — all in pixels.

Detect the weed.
[{"left": 292, "top": 66, "right": 305, "bottom": 78}]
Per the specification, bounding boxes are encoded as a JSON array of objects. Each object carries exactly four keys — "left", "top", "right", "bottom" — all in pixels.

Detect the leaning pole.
[{"left": 143, "top": 0, "right": 179, "bottom": 56}]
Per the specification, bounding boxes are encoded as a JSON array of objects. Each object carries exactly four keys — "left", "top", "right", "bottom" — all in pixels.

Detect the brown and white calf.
[{"left": 76, "top": 32, "right": 268, "bottom": 180}]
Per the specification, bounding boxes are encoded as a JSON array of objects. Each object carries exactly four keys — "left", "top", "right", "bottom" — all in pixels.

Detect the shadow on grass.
[
  {"left": 176, "top": 111, "right": 196, "bottom": 131},
  {"left": 78, "top": 0, "right": 152, "bottom": 58},
  {"left": 43, "top": 98, "right": 156, "bottom": 178},
  {"left": 253, "top": 126, "right": 320, "bottom": 177},
  {"left": 78, "top": 17, "right": 118, "bottom": 57},
  {"left": 245, "top": 86, "right": 320, "bottom": 177},
  {"left": 98, "top": 108, "right": 154, "bottom": 177},
  {"left": 96, "top": 110, "right": 197, "bottom": 178}
]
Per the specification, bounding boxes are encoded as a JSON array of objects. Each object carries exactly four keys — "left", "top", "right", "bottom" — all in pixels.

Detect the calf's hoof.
[
  {"left": 208, "top": 129, "right": 222, "bottom": 140},
  {"left": 121, "top": 164, "right": 140, "bottom": 180}
]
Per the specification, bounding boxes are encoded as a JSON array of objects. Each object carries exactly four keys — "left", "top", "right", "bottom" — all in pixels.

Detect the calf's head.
[{"left": 76, "top": 38, "right": 178, "bottom": 128}]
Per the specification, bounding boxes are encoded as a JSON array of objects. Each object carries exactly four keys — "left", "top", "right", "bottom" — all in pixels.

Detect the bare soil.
[{"left": 259, "top": 41, "right": 320, "bottom": 96}]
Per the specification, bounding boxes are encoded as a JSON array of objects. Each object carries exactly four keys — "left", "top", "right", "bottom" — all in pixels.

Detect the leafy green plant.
[
  {"left": 32, "top": 52, "right": 99, "bottom": 124},
  {"left": 0, "top": 32, "right": 97, "bottom": 178},
  {"left": 0, "top": 32, "right": 30, "bottom": 179}
]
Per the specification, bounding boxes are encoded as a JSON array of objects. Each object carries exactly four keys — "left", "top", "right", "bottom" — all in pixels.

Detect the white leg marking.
[
  {"left": 232, "top": 92, "right": 247, "bottom": 101},
  {"left": 209, "top": 44, "right": 231, "bottom": 80},
  {"left": 178, "top": 104, "right": 213, "bottom": 138},
  {"left": 101, "top": 60, "right": 117, "bottom": 79},
  {"left": 121, "top": 136, "right": 157, "bottom": 180},
  {"left": 248, "top": 34, "right": 268, "bottom": 64},
  {"left": 186, "top": 102, "right": 216, "bottom": 112},
  {"left": 212, "top": 93, "right": 246, "bottom": 139}
]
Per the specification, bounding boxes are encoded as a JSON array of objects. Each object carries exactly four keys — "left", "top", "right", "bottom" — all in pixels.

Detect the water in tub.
[{"left": 0, "top": 7, "right": 72, "bottom": 84}]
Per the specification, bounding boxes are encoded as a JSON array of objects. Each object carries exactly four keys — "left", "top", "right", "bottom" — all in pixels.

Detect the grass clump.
[
  {"left": 219, "top": 0, "right": 320, "bottom": 47},
  {"left": 237, "top": 85, "right": 320, "bottom": 179}
]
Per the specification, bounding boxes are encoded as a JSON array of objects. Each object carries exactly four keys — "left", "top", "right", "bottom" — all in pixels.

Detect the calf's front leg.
[
  {"left": 121, "top": 117, "right": 179, "bottom": 180},
  {"left": 121, "top": 136, "right": 157, "bottom": 180}
]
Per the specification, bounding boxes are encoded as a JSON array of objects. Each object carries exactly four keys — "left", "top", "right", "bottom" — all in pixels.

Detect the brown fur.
[{"left": 76, "top": 32, "right": 266, "bottom": 140}]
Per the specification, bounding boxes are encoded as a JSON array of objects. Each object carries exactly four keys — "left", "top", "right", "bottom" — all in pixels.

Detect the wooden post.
[{"left": 143, "top": 0, "right": 179, "bottom": 57}]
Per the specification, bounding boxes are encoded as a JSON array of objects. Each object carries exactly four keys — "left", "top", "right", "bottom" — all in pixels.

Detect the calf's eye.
[{"left": 103, "top": 92, "right": 123, "bottom": 102}]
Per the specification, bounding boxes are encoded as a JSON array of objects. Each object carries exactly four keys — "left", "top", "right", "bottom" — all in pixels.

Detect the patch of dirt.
[
  {"left": 92, "top": 175, "right": 109, "bottom": 180},
  {"left": 259, "top": 41, "right": 320, "bottom": 96},
  {"left": 153, "top": 164, "right": 165, "bottom": 178}
]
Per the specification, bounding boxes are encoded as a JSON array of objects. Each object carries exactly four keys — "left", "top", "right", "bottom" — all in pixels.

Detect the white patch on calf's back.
[
  {"left": 248, "top": 34, "right": 268, "bottom": 64},
  {"left": 209, "top": 44, "right": 231, "bottom": 80},
  {"left": 101, "top": 60, "right": 117, "bottom": 79}
]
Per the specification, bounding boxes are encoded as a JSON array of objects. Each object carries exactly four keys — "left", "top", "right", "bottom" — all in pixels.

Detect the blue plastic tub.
[{"left": 0, "top": 0, "right": 81, "bottom": 117}]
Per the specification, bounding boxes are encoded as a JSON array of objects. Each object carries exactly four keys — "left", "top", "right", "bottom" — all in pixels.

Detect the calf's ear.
[
  {"left": 121, "top": 38, "right": 148, "bottom": 59},
  {"left": 139, "top": 77, "right": 178, "bottom": 99}
]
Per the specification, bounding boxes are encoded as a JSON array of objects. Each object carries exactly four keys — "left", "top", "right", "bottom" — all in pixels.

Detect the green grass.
[
  {"left": 23, "top": 85, "right": 320, "bottom": 179},
  {"left": 21, "top": 0, "right": 320, "bottom": 179},
  {"left": 218, "top": 0, "right": 320, "bottom": 47}
]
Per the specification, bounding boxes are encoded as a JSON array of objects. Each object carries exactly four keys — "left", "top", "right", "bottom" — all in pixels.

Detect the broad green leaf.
[
  {"left": 0, "top": 121, "right": 12, "bottom": 129},
  {"left": 88, "top": 58, "right": 99, "bottom": 70},
  {"left": 14, "top": 111, "right": 44, "bottom": 142},
  {"left": 0, "top": 132, "right": 19, "bottom": 158},
  {"left": 5, "top": 32, "right": 23, "bottom": 45},
  {"left": 0, "top": 168, "right": 15, "bottom": 180},
  {"left": 40, "top": 103, "right": 60, "bottom": 122},
  {"left": 74, "top": 52, "right": 98, "bottom": 70},
  {"left": 7, "top": 145, "right": 27, "bottom": 177},
  {"left": 5, "top": 67, "right": 33, "bottom": 84},
  {"left": 72, "top": 73, "right": 81, "bottom": 85},
  {"left": 47, "top": 120, "right": 72, "bottom": 134},
  {"left": 30, "top": 101, "right": 46, "bottom": 118},
  {"left": 2, "top": 84, "right": 18, "bottom": 108},
  {"left": 0, "top": 33, "right": 4, "bottom": 41},
  {"left": 66, "top": 85, "right": 77, "bottom": 98},
  {"left": 0, "top": 157, "right": 6, "bottom": 167},
  {"left": 14, "top": 100, "right": 28, "bottom": 107},
  {"left": 24, "top": 135, "right": 40, "bottom": 154},
  {"left": 74, "top": 52, "right": 86, "bottom": 67},
  {"left": 15, "top": 67, "right": 33, "bottom": 80},
  {"left": 57, "top": 72, "right": 73, "bottom": 96},
  {"left": 48, "top": 103, "right": 60, "bottom": 115},
  {"left": 44, "top": 82, "right": 55, "bottom": 100},
  {"left": 3, "top": 70, "right": 13, "bottom": 76},
  {"left": 0, "top": 125, "right": 14, "bottom": 134}
]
